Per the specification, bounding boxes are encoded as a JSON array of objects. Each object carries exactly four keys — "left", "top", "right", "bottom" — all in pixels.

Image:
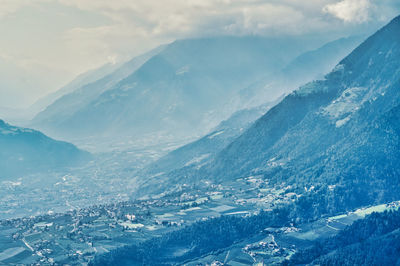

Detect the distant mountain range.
[
  {"left": 282, "top": 35, "right": 365, "bottom": 84},
  {"left": 236, "top": 35, "right": 365, "bottom": 108},
  {"left": 29, "top": 62, "right": 125, "bottom": 117},
  {"left": 0, "top": 62, "right": 125, "bottom": 123},
  {"left": 30, "top": 35, "right": 362, "bottom": 144},
  {"left": 138, "top": 15, "right": 400, "bottom": 215},
  {"left": 31, "top": 45, "right": 165, "bottom": 136},
  {"left": 31, "top": 36, "right": 308, "bottom": 141},
  {"left": 0, "top": 119, "right": 91, "bottom": 179}
]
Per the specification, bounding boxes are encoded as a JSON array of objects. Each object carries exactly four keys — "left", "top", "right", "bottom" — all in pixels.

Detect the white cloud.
[
  {"left": 59, "top": 0, "right": 325, "bottom": 37},
  {"left": 59, "top": 1, "right": 324, "bottom": 70},
  {"left": 323, "top": 0, "right": 372, "bottom": 23},
  {"left": 0, "top": 0, "right": 399, "bottom": 107}
]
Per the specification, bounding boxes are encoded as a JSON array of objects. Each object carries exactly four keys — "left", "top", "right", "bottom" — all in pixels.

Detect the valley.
[
  {"left": 2, "top": 169, "right": 398, "bottom": 265},
  {"left": 0, "top": 5, "right": 399, "bottom": 265},
  {"left": 0, "top": 135, "right": 191, "bottom": 220}
]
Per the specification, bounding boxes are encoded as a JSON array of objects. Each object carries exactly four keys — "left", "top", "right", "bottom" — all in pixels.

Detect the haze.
[{"left": 0, "top": 0, "right": 399, "bottom": 108}]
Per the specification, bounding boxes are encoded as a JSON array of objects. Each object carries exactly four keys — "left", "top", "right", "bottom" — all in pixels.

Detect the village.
[
  {"left": 0, "top": 175, "right": 297, "bottom": 265},
  {"left": 2, "top": 170, "right": 399, "bottom": 265}
]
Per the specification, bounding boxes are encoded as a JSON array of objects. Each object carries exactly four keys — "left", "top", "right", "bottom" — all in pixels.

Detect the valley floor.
[
  {"left": 0, "top": 135, "right": 192, "bottom": 220},
  {"left": 1, "top": 170, "right": 398, "bottom": 265}
]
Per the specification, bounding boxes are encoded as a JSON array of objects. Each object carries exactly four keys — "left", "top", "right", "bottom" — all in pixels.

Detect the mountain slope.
[
  {"left": 31, "top": 45, "right": 165, "bottom": 138},
  {"left": 207, "top": 15, "right": 400, "bottom": 210},
  {"left": 140, "top": 98, "right": 281, "bottom": 179},
  {"left": 132, "top": 36, "right": 364, "bottom": 195},
  {"left": 231, "top": 35, "right": 364, "bottom": 110},
  {"left": 282, "top": 35, "right": 365, "bottom": 86},
  {"left": 1, "top": 62, "right": 125, "bottom": 124},
  {"left": 31, "top": 36, "right": 318, "bottom": 141},
  {"left": 291, "top": 210, "right": 400, "bottom": 265},
  {"left": 29, "top": 62, "right": 124, "bottom": 117},
  {"left": 0, "top": 119, "right": 91, "bottom": 179},
  {"left": 139, "top": 16, "right": 400, "bottom": 213}
]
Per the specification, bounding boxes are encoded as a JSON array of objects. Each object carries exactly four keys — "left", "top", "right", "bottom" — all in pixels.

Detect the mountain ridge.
[
  {"left": 0, "top": 119, "right": 91, "bottom": 179},
  {"left": 30, "top": 36, "right": 324, "bottom": 141},
  {"left": 137, "top": 15, "right": 400, "bottom": 213}
]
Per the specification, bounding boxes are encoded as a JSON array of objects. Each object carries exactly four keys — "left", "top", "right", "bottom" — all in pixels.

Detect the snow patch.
[
  {"left": 208, "top": 130, "right": 224, "bottom": 139},
  {"left": 0, "top": 123, "right": 33, "bottom": 135},
  {"left": 266, "top": 157, "right": 285, "bottom": 168},
  {"left": 149, "top": 172, "right": 165, "bottom": 178},
  {"left": 184, "top": 153, "right": 211, "bottom": 167},
  {"left": 176, "top": 65, "right": 190, "bottom": 75},
  {"left": 332, "top": 64, "right": 345, "bottom": 73},
  {"left": 121, "top": 82, "right": 137, "bottom": 91},
  {"left": 322, "top": 87, "right": 369, "bottom": 127},
  {"left": 2, "top": 181, "right": 22, "bottom": 187},
  {"left": 295, "top": 81, "right": 328, "bottom": 96},
  {"left": 386, "top": 48, "right": 393, "bottom": 59},
  {"left": 323, "top": 87, "right": 367, "bottom": 118},
  {"left": 335, "top": 116, "right": 351, "bottom": 127},
  {"left": 0, "top": 129, "right": 16, "bottom": 135}
]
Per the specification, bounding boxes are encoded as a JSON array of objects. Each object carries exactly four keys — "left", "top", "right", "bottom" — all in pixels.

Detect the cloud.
[
  {"left": 1, "top": 0, "right": 400, "bottom": 107},
  {"left": 322, "top": 0, "right": 400, "bottom": 23},
  {"left": 59, "top": 0, "right": 324, "bottom": 37},
  {"left": 56, "top": 0, "right": 347, "bottom": 78},
  {"left": 323, "top": 0, "right": 371, "bottom": 23}
]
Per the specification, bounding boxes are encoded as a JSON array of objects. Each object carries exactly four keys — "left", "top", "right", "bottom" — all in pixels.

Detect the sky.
[{"left": 0, "top": 0, "right": 400, "bottom": 108}]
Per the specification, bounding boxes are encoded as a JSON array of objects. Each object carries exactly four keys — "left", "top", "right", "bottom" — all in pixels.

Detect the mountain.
[
  {"left": 282, "top": 35, "right": 365, "bottom": 84},
  {"left": 0, "top": 62, "right": 124, "bottom": 124},
  {"left": 236, "top": 35, "right": 365, "bottom": 108},
  {"left": 140, "top": 98, "right": 282, "bottom": 180},
  {"left": 314, "top": 227, "right": 400, "bottom": 265},
  {"left": 134, "top": 36, "right": 364, "bottom": 191},
  {"left": 290, "top": 209, "right": 400, "bottom": 265},
  {"left": 31, "top": 45, "right": 166, "bottom": 139},
  {"left": 0, "top": 119, "right": 91, "bottom": 179},
  {"left": 28, "top": 62, "right": 124, "bottom": 117},
  {"left": 139, "top": 15, "right": 400, "bottom": 214},
  {"left": 207, "top": 15, "right": 400, "bottom": 212},
  {"left": 31, "top": 36, "right": 321, "bottom": 141}
]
